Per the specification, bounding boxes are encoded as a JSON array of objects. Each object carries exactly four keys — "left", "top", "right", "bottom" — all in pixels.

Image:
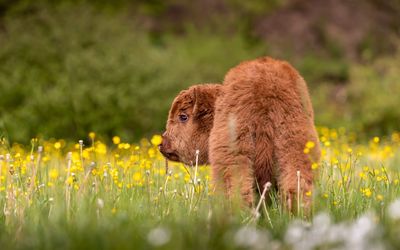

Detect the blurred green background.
[{"left": 0, "top": 0, "right": 399, "bottom": 142}]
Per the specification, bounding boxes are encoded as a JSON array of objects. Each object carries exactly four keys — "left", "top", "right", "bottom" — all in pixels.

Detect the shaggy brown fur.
[{"left": 159, "top": 57, "right": 320, "bottom": 209}]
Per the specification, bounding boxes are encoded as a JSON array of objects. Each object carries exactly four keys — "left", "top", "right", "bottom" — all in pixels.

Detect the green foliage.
[
  {"left": 0, "top": 5, "right": 265, "bottom": 142},
  {"left": 347, "top": 52, "right": 400, "bottom": 134},
  {"left": 311, "top": 49, "right": 400, "bottom": 135},
  {"left": 297, "top": 55, "right": 349, "bottom": 83}
]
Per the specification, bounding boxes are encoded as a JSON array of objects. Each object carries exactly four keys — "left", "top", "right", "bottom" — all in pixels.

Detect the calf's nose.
[{"left": 158, "top": 132, "right": 167, "bottom": 150}]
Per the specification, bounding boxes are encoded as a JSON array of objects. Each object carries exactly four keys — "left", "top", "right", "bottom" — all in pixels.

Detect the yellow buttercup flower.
[
  {"left": 133, "top": 172, "right": 142, "bottom": 182},
  {"left": 359, "top": 172, "right": 367, "bottom": 180},
  {"left": 330, "top": 130, "right": 338, "bottom": 140},
  {"left": 362, "top": 188, "right": 372, "bottom": 197},
  {"left": 148, "top": 148, "right": 156, "bottom": 158},
  {"left": 66, "top": 176, "right": 74, "bottom": 185},
  {"left": 151, "top": 135, "right": 162, "bottom": 146},
  {"left": 95, "top": 142, "right": 107, "bottom": 155},
  {"left": 89, "top": 132, "right": 96, "bottom": 140},
  {"left": 305, "top": 141, "right": 315, "bottom": 149},
  {"left": 112, "top": 136, "right": 121, "bottom": 145},
  {"left": 49, "top": 169, "right": 59, "bottom": 179},
  {"left": 311, "top": 163, "right": 319, "bottom": 170}
]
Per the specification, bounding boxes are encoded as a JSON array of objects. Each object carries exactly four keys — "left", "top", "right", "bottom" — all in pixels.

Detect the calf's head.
[{"left": 159, "top": 84, "right": 221, "bottom": 165}]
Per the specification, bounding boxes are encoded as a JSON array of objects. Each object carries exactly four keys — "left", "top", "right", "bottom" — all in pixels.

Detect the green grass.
[{"left": 1, "top": 129, "right": 400, "bottom": 249}]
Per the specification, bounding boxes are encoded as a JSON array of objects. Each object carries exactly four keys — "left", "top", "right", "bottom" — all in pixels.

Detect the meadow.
[
  {"left": 1, "top": 128, "right": 400, "bottom": 249},
  {"left": 1, "top": 1, "right": 400, "bottom": 249}
]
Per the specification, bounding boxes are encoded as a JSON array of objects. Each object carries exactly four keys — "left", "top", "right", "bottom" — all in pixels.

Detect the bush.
[
  {"left": 346, "top": 51, "right": 400, "bottom": 134},
  {"left": 311, "top": 48, "right": 400, "bottom": 136}
]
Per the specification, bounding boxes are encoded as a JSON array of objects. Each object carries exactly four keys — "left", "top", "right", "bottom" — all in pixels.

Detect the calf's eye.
[{"left": 178, "top": 114, "right": 188, "bottom": 123}]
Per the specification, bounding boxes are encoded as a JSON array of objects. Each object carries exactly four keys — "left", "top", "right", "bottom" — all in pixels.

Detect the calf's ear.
[{"left": 192, "top": 85, "right": 220, "bottom": 120}]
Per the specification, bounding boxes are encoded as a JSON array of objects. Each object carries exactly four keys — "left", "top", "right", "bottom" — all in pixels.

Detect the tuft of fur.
[{"left": 159, "top": 57, "right": 320, "bottom": 209}]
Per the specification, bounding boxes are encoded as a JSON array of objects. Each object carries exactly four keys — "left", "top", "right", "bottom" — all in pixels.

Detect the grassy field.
[{"left": 1, "top": 128, "right": 400, "bottom": 249}]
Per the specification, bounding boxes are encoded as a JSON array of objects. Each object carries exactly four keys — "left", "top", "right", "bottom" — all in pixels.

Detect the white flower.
[
  {"left": 388, "top": 199, "right": 400, "bottom": 220},
  {"left": 96, "top": 198, "right": 104, "bottom": 209},
  {"left": 285, "top": 220, "right": 310, "bottom": 247},
  {"left": 346, "top": 213, "right": 382, "bottom": 250},
  {"left": 147, "top": 227, "right": 171, "bottom": 247},
  {"left": 234, "top": 226, "right": 269, "bottom": 250},
  {"left": 285, "top": 212, "right": 383, "bottom": 250}
]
